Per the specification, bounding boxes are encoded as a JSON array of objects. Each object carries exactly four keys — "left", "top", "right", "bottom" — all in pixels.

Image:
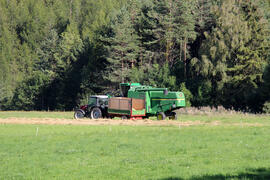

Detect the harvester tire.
[
  {"left": 169, "top": 112, "right": 177, "bottom": 120},
  {"left": 90, "top": 107, "right": 102, "bottom": 119},
  {"left": 74, "top": 109, "right": 85, "bottom": 119},
  {"left": 157, "top": 112, "right": 166, "bottom": 120},
  {"left": 121, "top": 116, "right": 128, "bottom": 120}
]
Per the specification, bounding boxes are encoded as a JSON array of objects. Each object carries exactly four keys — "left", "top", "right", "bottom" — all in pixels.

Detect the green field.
[
  {"left": 0, "top": 112, "right": 270, "bottom": 179},
  {"left": 0, "top": 110, "right": 270, "bottom": 123},
  {"left": 0, "top": 111, "right": 74, "bottom": 119}
]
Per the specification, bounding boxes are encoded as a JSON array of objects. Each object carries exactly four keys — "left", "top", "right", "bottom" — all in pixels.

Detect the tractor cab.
[
  {"left": 120, "top": 83, "right": 141, "bottom": 97},
  {"left": 88, "top": 95, "right": 108, "bottom": 107}
]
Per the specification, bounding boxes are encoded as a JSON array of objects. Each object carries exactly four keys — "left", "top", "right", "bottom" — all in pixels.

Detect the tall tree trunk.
[
  {"left": 201, "top": 0, "right": 204, "bottom": 23},
  {"left": 180, "top": 40, "right": 182, "bottom": 63},
  {"left": 130, "top": 0, "right": 135, "bottom": 68},
  {"left": 184, "top": 37, "right": 187, "bottom": 79},
  {"left": 69, "top": 0, "right": 73, "bottom": 19},
  {"left": 166, "top": 41, "right": 170, "bottom": 62},
  {"left": 121, "top": 52, "right": 124, "bottom": 83},
  {"left": 166, "top": 0, "right": 173, "bottom": 63}
]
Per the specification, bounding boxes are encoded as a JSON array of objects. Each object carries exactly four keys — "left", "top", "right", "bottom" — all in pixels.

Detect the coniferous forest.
[{"left": 0, "top": 0, "right": 270, "bottom": 112}]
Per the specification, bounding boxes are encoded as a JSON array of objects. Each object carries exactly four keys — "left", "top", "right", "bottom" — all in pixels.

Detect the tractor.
[
  {"left": 74, "top": 95, "right": 108, "bottom": 119},
  {"left": 74, "top": 83, "right": 185, "bottom": 120}
]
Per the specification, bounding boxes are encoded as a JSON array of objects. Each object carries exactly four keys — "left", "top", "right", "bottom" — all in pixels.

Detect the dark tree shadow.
[
  {"left": 39, "top": 40, "right": 108, "bottom": 111},
  {"left": 156, "top": 168, "right": 270, "bottom": 180}
]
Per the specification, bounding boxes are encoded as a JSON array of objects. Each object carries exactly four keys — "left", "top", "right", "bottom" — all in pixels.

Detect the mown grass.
[
  {"left": 1, "top": 111, "right": 270, "bottom": 124},
  {"left": 0, "top": 123, "right": 270, "bottom": 179},
  {"left": 0, "top": 111, "right": 74, "bottom": 119},
  {"left": 179, "top": 114, "right": 270, "bottom": 124}
]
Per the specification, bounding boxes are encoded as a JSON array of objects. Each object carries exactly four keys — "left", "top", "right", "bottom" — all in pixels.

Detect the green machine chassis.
[{"left": 108, "top": 83, "right": 185, "bottom": 120}]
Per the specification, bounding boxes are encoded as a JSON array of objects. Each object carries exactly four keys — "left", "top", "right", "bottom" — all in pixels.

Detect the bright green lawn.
[
  {"left": 0, "top": 123, "right": 270, "bottom": 179},
  {"left": 0, "top": 111, "right": 73, "bottom": 119}
]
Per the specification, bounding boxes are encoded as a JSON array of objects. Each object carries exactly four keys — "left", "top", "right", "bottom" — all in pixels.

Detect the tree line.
[{"left": 0, "top": 0, "right": 270, "bottom": 112}]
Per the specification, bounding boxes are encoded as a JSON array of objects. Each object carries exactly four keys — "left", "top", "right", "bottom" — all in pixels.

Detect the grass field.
[
  {"left": 0, "top": 110, "right": 270, "bottom": 123},
  {"left": 0, "top": 111, "right": 73, "bottom": 119},
  {"left": 0, "top": 111, "right": 270, "bottom": 179}
]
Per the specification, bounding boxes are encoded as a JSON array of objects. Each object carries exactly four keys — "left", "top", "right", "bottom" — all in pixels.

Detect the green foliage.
[
  {"left": 191, "top": 0, "right": 270, "bottom": 111},
  {"left": 57, "top": 23, "right": 84, "bottom": 72},
  {"left": 11, "top": 72, "right": 50, "bottom": 110},
  {"left": 179, "top": 82, "right": 192, "bottom": 107},
  {"left": 36, "top": 28, "right": 60, "bottom": 77},
  {"left": 102, "top": 5, "right": 140, "bottom": 84},
  {"left": 0, "top": 0, "right": 127, "bottom": 110},
  {"left": 0, "top": 0, "right": 270, "bottom": 112},
  {"left": 129, "top": 62, "right": 176, "bottom": 90},
  {"left": 263, "top": 101, "right": 270, "bottom": 113},
  {"left": 135, "top": 0, "right": 197, "bottom": 68}
]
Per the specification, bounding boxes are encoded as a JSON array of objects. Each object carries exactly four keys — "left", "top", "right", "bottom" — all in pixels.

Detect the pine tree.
[
  {"left": 225, "top": 0, "right": 270, "bottom": 110},
  {"left": 136, "top": 0, "right": 197, "bottom": 71},
  {"left": 0, "top": 4, "right": 23, "bottom": 108},
  {"left": 191, "top": 0, "right": 270, "bottom": 110},
  {"left": 172, "top": 0, "right": 197, "bottom": 78},
  {"left": 36, "top": 28, "right": 60, "bottom": 77},
  {"left": 60, "top": 24, "right": 83, "bottom": 64},
  {"left": 129, "top": 62, "right": 176, "bottom": 90},
  {"left": 190, "top": 0, "right": 249, "bottom": 106},
  {"left": 102, "top": 6, "right": 140, "bottom": 84}
]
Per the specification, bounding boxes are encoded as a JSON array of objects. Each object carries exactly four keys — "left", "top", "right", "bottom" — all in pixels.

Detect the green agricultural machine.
[{"left": 108, "top": 83, "right": 185, "bottom": 120}]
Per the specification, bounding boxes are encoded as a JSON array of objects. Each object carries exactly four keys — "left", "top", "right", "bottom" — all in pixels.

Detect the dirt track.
[
  {"left": 0, "top": 118, "right": 221, "bottom": 127},
  {"left": 0, "top": 118, "right": 265, "bottom": 127}
]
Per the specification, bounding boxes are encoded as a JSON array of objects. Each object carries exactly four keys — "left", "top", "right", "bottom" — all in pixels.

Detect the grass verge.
[
  {"left": 0, "top": 111, "right": 73, "bottom": 119},
  {"left": 0, "top": 124, "right": 270, "bottom": 179}
]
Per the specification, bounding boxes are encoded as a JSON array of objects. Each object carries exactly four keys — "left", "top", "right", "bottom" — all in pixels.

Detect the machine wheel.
[
  {"left": 74, "top": 109, "right": 85, "bottom": 119},
  {"left": 157, "top": 112, "right": 166, "bottom": 120},
  {"left": 121, "top": 116, "right": 128, "bottom": 120},
  {"left": 169, "top": 112, "right": 177, "bottom": 120},
  {"left": 90, "top": 107, "right": 102, "bottom": 119}
]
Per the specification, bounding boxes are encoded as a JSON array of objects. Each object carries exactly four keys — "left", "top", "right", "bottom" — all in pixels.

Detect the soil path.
[
  {"left": 0, "top": 118, "right": 265, "bottom": 127},
  {"left": 0, "top": 118, "right": 218, "bottom": 127}
]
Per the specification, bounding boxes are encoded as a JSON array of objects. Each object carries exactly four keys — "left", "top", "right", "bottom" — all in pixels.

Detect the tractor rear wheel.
[
  {"left": 157, "top": 112, "right": 166, "bottom": 120},
  {"left": 90, "top": 107, "right": 102, "bottom": 119}
]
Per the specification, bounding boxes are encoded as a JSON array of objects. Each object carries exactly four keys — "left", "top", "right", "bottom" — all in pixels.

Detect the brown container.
[
  {"left": 108, "top": 97, "right": 131, "bottom": 111},
  {"left": 132, "top": 98, "right": 145, "bottom": 110}
]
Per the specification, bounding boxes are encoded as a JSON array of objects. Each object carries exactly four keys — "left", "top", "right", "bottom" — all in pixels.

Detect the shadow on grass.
[{"left": 158, "top": 168, "right": 270, "bottom": 180}]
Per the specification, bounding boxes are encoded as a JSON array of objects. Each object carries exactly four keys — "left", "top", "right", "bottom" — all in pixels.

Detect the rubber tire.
[
  {"left": 121, "top": 116, "right": 128, "bottom": 120},
  {"left": 90, "top": 107, "right": 102, "bottom": 119},
  {"left": 74, "top": 110, "right": 85, "bottom": 119},
  {"left": 169, "top": 112, "right": 177, "bottom": 120},
  {"left": 157, "top": 112, "right": 166, "bottom": 120}
]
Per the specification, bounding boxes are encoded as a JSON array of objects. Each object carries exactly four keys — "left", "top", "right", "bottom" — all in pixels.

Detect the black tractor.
[{"left": 74, "top": 95, "right": 108, "bottom": 119}]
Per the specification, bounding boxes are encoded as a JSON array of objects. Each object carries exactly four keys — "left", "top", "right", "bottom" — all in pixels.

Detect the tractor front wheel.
[
  {"left": 74, "top": 110, "right": 85, "bottom": 119},
  {"left": 157, "top": 112, "right": 166, "bottom": 120},
  {"left": 90, "top": 107, "right": 102, "bottom": 119}
]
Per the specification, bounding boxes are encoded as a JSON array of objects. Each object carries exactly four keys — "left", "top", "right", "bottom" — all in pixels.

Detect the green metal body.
[
  {"left": 127, "top": 85, "right": 185, "bottom": 116},
  {"left": 107, "top": 83, "right": 185, "bottom": 117}
]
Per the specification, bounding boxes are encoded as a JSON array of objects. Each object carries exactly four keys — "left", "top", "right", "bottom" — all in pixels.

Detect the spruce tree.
[
  {"left": 225, "top": 0, "right": 270, "bottom": 111},
  {"left": 102, "top": 6, "right": 140, "bottom": 84},
  {"left": 191, "top": 0, "right": 270, "bottom": 111},
  {"left": 135, "top": 0, "right": 197, "bottom": 83},
  {"left": 191, "top": 0, "right": 249, "bottom": 106}
]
